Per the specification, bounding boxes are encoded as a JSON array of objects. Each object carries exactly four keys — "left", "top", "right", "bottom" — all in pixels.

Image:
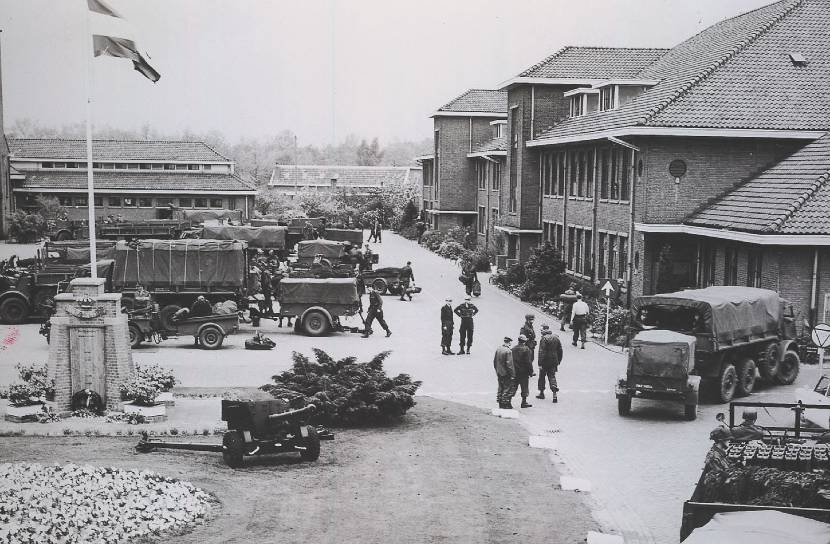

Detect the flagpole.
[{"left": 84, "top": 3, "right": 98, "bottom": 279}]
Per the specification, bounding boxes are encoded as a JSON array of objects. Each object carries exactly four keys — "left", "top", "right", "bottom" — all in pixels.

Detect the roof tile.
[
  {"left": 517, "top": 46, "right": 669, "bottom": 79},
  {"left": 437, "top": 89, "right": 507, "bottom": 114},
  {"left": 15, "top": 171, "right": 255, "bottom": 192},
  {"left": 9, "top": 138, "right": 230, "bottom": 163}
]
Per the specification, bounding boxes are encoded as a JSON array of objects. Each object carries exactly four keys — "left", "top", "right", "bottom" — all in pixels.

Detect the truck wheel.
[
  {"left": 0, "top": 297, "right": 29, "bottom": 324},
  {"left": 303, "top": 310, "right": 330, "bottom": 336},
  {"left": 159, "top": 304, "right": 182, "bottom": 330},
  {"left": 128, "top": 324, "right": 143, "bottom": 349},
  {"left": 717, "top": 364, "right": 738, "bottom": 403},
  {"left": 299, "top": 428, "right": 321, "bottom": 462},
  {"left": 372, "top": 278, "right": 388, "bottom": 295},
  {"left": 684, "top": 403, "right": 697, "bottom": 421},
  {"left": 617, "top": 395, "right": 632, "bottom": 416},
  {"left": 198, "top": 326, "right": 224, "bottom": 350},
  {"left": 222, "top": 430, "right": 245, "bottom": 468},
  {"left": 757, "top": 343, "right": 780, "bottom": 380},
  {"left": 735, "top": 358, "right": 757, "bottom": 397},
  {"left": 55, "top": 230, "right": 72, "bottom": 241},
  {"left": 774, "top": 350, "right": 800, "bottom": 385}
]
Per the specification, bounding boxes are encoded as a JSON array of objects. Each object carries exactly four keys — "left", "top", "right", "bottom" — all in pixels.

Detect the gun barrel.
[{"left": 268, "top": 403, "right": 317, "bottom": 421}]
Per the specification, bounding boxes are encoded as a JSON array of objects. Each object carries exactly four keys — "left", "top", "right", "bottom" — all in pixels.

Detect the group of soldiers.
[{"left": 493, "top": 315, "right": 565, "bottom": 409}]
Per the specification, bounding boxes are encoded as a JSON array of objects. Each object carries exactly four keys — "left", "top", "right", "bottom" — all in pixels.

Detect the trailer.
[
  {"left": 128, "top": 312, "right": 239, "bottom": 350},
  {"left": 278, "top": 278, "right": 361, "bottom": 336}
]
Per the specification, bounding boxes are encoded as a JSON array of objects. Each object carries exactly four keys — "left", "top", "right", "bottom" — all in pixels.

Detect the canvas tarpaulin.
[
  {"left": 279, "top": 278, "right": 358, "bottom": 305},
  {"left": 325, "top": 229, "right": 363, "bottom": 245},
  {"left": 201, "top": 225, "right": 287, "bottom": 249},
  {"left": 297, "top": 240, "right": 348, "bottom": 259},
  {"left": 632, "top": 287, "right": 780, "bottom": 346},
  {"left": 630, "top": 330, "right": 695, "bottom": 379},
  {"left": 684, "top": 510, "right": 830, "bottom": 544},
  {"left": 66, "top": 246, "right": 116, "bottom": 262},
  {"left": 112, "top": 239, "right": 246, "bottom": 290},
  {"left": 178, "top": 209, "right": 243, "bottom": 224}
]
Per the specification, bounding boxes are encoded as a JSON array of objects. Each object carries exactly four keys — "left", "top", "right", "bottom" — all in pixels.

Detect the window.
[
  {"left": 600, "top": 86, "right": 617, "bottom": 111},
  {"left": 58, "top": 196, "right": 73, "bottom": 206},
  {"left": 619, "top": 236, "right": 628, "bottom": 281},
  {"left": 494, "top": 124, "right": 503, "bottom": 138},
  {"left": 491, "top": 163, "right": 501, "bottom": 191},
  {"left": 127, "top": 163, "right": 139, "bottom": 170},
  {"left": 228, "top": 197, "right": 236, "bottom": 210},
  {"left": 610, "top": 148, "right": 620, "bottom": 200},
  {"left": 569, "top": 151, "right": 578, "bottom": 196},
  {"left": 66, "top": 162, "right": 79, "bottom": 169},
  {"left": 608, "top": 234, "right": 617, "bottom": 280},
  {"left": 108, "top": 197, "right": 122, "bottom": 207},
  {"left": 540, "top": 152, "right": 550, "bottom": 196},
  {"left": 102, "top": 163, "right": 114, "bottom": 169},
  {"left": 598, "top": 232, "right": 607, "bottom": 277},
  {"left": 584, "top": 230, "right": 593, "bottom": 276},
  {"left": 477, "top": 162, "right": 486, "bottom": 191},
  {"left": 123, "top": 196, "right": 138, "bottom": 207},
  {"left": 176, "top": 164, "right": 189, "bottom": 171},
  {"left": 434, "top": 130, "right": 440, "bottom": 198},
  {"left": 569, "top": 95, "right": 584, "bottom": 118},
  {"left": 725, "top": 247, "right": 739, "bottom": 285},
  {"left": 152, "top": 164, "right": 164, "bottom": 170},
  {"left": 509, "top": 108, "right": 519, "bottom": 213},
  {"left": 210, "top": 198, "right": 224, "bottom": 208},
  {"left": 139, "top": 198, "right": 153, "bottom": 208},
  {"left": 621, "top": 149, "right": 632, "bottom": 201},
  {"left": 164, "top": 164, "right": 176, "bottom": 170},
  {"left": 747, "top": 249, "right": 763, "bottom": 288},
  {"left": 188, "top": 164, "right": 200, "bottom": 171},
  {"left": 42, "top": 162, "right": 54, "bottom": 168},
  {"left": 491, "top": 208, "right": 499, "bottom": 230},
  {"left": 139, "top": 163, "right": 151, "bottom": 170},
  {"left": 179, "top": 198, "right": 192, "bottom": 208},
  {"left": 203, "top": 164, "right": 212, "bottom": 171},
  {"left": 567, "top": 226, "right": 576, "bottom": 270},
  {"left": 577, "top": 151, "right": 587, "bottom": 198},
  {"left": 75, "top": 196, "right": 88, "bottom": 207},
  {"left": 599, "top": 148, "right": 610, "bottom": 199},
  {"left": 94, "top": 197, "right": 103, "bottom": 207},
  {"left": 156, "top": 198, "right": 176, "bottom": 208},
  {"left": 194, "top": 198, "right": 208, "bottom": 208},
  {"left": 54, "top": 162, "right": 66, "bottom": 168},
  {"left": 478, "top": 206, "right": 486, "bottom": 234},
  {"left": 556, "top": 153, "right": 566, "bottom": 196},
  {"left": 115, "top": 163, "right": 127, "bottom": 170}
]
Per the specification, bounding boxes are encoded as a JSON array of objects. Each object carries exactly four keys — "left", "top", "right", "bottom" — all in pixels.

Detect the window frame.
[
  {"left": 478, "top": 206, "right": 486, "bottom": 234},
  {"left": 209, "top": 198, "right": 224, "bottom": 209}
]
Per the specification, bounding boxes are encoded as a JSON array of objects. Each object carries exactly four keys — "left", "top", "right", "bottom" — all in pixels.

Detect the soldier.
[
  {"left": 536, "top": 324, "right": 563, "bottom": 402},
  {"left": 512, "top": 335, "right": 535, "bottom": 408},
  {"left": 362, "top": 285, "right": 391, "bottom": 338},
  {"left": 454, "top": 296, "right": 478, "bottom": 355},
  {"left": 493, "top": 337, "right": 515, "bottom": 409},
  {"left": 361, "top": 244, "right": 374, "bottom": 272},
  {"left": 731, "top": 410, "right": 766, "bottom": 441},
  {"left": 441, "top": 298, "right": 455, "bottom": 355},
  {"left": 559, "top": 283, "right": 578, "bottom": 331},
  {"left": 398, "top": 261, "right": 415, "bottom": 301},
  {"left": 519, "top": 314, "right": 537, "bottom": 363},
  {"left": 355, "top": 270, "right": 366, "bottom": 313},
  {"left": 189, "top": 295, "right": 212, "bottom": 318}
]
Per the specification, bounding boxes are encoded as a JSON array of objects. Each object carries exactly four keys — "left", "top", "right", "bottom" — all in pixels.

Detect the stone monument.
[{"left": 47, "top": 278, "right": 134, "bottom": 411}]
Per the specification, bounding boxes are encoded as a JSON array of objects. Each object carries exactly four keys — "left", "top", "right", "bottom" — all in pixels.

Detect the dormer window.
[
  {"left": 569, "top": 95, "right": 585, "bottom": 118},
  {"left": 600, "top": 86, "right": 617, "bottom": 111}
]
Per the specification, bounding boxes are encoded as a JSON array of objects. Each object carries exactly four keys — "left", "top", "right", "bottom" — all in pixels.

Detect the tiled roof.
[
  {"left": 436, "top": 89, "right": 507, "bottom": 114},
  {"left": 14, "top": 171, "right": 256, "bottom": 192},
  {"left": 686, "top": 135, "right": 830, "bottom": 234},
  {"left": 536, "top": 0, "right": 829, "bottom": 141},
  {"left": 470, "top": 136, "right": 507, "bottom": 154},
  {"left": 9, "top": 138, "right": 231, "bottom": 163},
  {"left": 516, "top": 46, "right": 669, "bottom": 79},
  {"left": 269, "top": 165, "right": 418, "bottom": 188}
]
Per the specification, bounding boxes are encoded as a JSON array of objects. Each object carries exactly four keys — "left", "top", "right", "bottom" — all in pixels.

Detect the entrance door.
[{"left": 69, "top": 327, "right": 107, "bottom": 398}]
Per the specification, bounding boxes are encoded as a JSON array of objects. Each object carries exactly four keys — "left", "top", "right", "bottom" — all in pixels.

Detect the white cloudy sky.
[{"left": 0, "top": 0, "right": 772, "bottom": 145}]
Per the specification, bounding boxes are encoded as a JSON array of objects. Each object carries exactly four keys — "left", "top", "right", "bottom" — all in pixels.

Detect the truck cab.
[{"left": 617, "top": 329, "right": 701, "bottom": 420}]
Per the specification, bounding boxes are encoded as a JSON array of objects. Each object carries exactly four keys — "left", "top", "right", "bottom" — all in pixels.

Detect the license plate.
[{"left": 300, "top": 425, "right": 309, "bottom": 438}]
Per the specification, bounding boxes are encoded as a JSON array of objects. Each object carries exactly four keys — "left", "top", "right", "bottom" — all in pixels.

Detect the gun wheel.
[
  {"left": 222, "top": 431, "right": 245, "bottom": 468},
  {"left": 300, "top": 428, "right": 321, "bottom": 462}
]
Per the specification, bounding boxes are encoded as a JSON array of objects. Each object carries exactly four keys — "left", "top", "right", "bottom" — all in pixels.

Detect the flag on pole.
[{"left": 88, "top": 0, "right": 160, "bottom": 82}]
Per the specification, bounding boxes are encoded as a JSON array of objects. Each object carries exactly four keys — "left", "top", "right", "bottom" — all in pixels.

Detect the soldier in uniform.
[
  {"left": 441, "top": 298, "right": 455, "bottom": 355},
  {"left": 512, "top": 335, "right": 535, "bottom": 408},
  {"left": 398, "top": 261, "right": 415, "bottom": 301},
  {"left": 362, "top": 285, "right": 392, "bottom": 338},
  {"left": 519, "top": 314, "right": 537, "bottom": 363},
  {"left": 730, "top": 410, "right": 766, "bottom": 441},
  {"left": 493, "top": 337, "right": 515, "bottom": 409},
  {"left": 536, "top": 325, "right": 563, "bottom": 402},
  {"left": 454, "top": 296, "right": 478, "bottom": 355}
]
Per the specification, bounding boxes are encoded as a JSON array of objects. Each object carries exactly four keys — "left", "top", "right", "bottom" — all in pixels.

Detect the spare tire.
[{"left": 159, "top": 304, "right": 182, "bottom": 330}]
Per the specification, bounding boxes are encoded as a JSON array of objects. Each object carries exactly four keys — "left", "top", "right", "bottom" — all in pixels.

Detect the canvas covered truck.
[
  {"left": 112, "top": 239, "right": 249, "bottom": 327},
  {"left": 47, "top": 220, "right": 191, "bottom": 241},
  {"left": 277, "top": 278, "right": 361, "bottom": 336},
  {"left": 628, "top": 287, "right": 800, "bottom": 404},
  {"left": 680, "top": 401, "right": 830, "bottom": 541},
  {"left": 293, "top": 239, "right": 366, "bottom": 274},
  {"left": 195, "top": 224, "right": 288, "bottom": 257}
]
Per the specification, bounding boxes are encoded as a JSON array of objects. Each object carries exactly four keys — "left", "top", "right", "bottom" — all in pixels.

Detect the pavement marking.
[{"left": 587, "top": 532, "right": 625, "bottom": 544}]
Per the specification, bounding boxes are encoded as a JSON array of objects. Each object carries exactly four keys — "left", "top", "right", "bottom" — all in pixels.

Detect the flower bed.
[{"left": 0, "top": 462, "right": 212, "bottom": 542}]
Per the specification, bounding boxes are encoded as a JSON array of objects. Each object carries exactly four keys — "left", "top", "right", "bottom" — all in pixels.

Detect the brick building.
[
  {"left": 9, "top": 139, "right": 257, "bottom": 221},
  {"left": 418, "top": 89, "right": 507, "bottom": 232},
  {"left": 268, "top": 164, "right": 421, "bottom": 198},
  {"left": 424, "top": 0, "right": 830, "bottom": 325}
]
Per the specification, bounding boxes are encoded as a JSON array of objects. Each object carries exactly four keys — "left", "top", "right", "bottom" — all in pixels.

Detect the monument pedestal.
[{"left": 47, "top": 278, "right": 134, "bottom": 411}]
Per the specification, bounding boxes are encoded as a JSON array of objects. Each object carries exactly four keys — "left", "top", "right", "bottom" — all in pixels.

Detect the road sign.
[
  {"left": 600, "top": 281, "right": 616, "bottom": 344},
  {"left": 599, "top": 279, "right": 618, "bottom": 296},
  {"left": 812, "top": 323, "right": 830, "bottom": 348}
]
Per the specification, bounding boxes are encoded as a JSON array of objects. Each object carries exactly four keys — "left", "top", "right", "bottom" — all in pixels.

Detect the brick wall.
[
  {"left": 639, "top": 137, "right": 803, "bottom": 223},
  {"left": 435, "top": 116, "right": 498, "bottom": 212}
]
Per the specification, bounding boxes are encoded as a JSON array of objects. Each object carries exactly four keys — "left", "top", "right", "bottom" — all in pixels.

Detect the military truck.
[
  {"left": 46, "top": 219, "right": 191, "bottom": 241},
  {"left": 628, "top": 287, "right": 799, "bottom": 405},
  {"left": 680, "top": 401, "right": 830, "bottom": 541},
  {"left": 616, "top": 329, "right": 701, "bottom": 420},
  {"left": 293, "top": 239, "right": 364, "bottom": 273},
  {"left": 277, "top": 278, "right": 361, "bottom": 336},
  {"left": 195, "top": 224, "right": 289, "bottom": 258},
  {"left": 112, "top": 239, "right": 250, "bottom": 327}
]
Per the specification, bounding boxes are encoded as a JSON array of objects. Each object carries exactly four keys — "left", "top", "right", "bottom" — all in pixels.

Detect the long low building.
[
  {"left": 9, "top": 138, "right": 258, "bottom": 221},
  {"left": 268, "top": 164, "right": 422, "bottom": 198}
]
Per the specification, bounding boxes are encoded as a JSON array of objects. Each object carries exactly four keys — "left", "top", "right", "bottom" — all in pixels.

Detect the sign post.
[
  {"left": 601, "top": 280, "right": 615, "bottom": 344},
  {"left": 811, "top": 322, "right": 830, "bottom": 369}
]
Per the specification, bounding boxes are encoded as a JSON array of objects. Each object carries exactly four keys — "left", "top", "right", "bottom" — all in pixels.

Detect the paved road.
[{"left": 0, "top": 232, "right": 821, "bottom": 543}]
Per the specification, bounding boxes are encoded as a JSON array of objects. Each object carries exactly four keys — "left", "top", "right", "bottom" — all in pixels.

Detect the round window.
[{"left": 669, "top": 159, "right": 687, "bottom": 178}]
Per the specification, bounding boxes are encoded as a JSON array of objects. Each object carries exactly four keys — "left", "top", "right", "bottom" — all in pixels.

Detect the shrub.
[
  {"left": 260, "top": 349, "right": 422, "bottom": 426},
  {"left": 0, "top": 364, "right": 55, "bottom": 406},
  {"left": 444, "top": 226, "right": 476, "bottom": 249},
  {"left": 460, "top": 249, "right": 491, "bottom": 272},
  {"left": 119, "top": 364, "right": 176, "bottom": 405},
  {"left": 136, "top": 364, "right": 176, "bottom": 392},
  {"left": 590, "top": 302, "right": 631, "bottom": 346},
  {"left": 6, "top": 211, "right": 47, "bottom": 243},
  {"left": 522, "top": 243, "right": 569, "bottom": 300},
  {"left": 493, "top": 262, "right": 526, "bottom": 290},
  {"left": 398, "top": 224, "right": 419, "bottom": 241},
  {"left": 420, "top": 229, "right": 443, "bottom": 251},
  {"left": 436, "top": 240, "right": 465, "bottom": 260}
]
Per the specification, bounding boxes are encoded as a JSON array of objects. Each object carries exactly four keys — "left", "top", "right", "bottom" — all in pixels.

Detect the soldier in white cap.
[{"left": 440, "top": 298, "right": 455, "bottom": 355}]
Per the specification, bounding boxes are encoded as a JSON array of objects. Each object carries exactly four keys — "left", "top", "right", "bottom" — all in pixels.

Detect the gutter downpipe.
[
  {"left": 608, "top": 137, "right": 641, "bottom": 308},
  {"left": 811, "top": 248, "right": 819, "bottom": 328}
]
